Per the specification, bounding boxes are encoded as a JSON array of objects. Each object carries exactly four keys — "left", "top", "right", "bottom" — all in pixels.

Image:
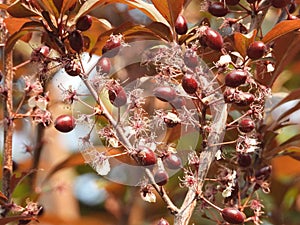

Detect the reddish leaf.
[
  {"left": 39, "top": 0, "right": 60, "bottom": 19},
  {"left": 152, "top": 0, "right": 184, "bottom": 28},
  {"left": 4, "top": 18, "right": 31, "bottom": 35},
  {"left": 0, "top": 191, "right": 8, "bottom": 203},
  {"left": 7, "top": 0, "right": 40, "bottom": 18},
  {"left": 147, "top": 22, "right": 173, "bottom": 42},
  {"left": 233, "top": 30, "right": 257, "bottom": 58},
  {"left": 262, "top": 20, "right": 300, "bottom": 44},
  {"left": 0, "top": 4, "right": 8, "bottom": 10},
  {"left": 43, "top": 152, "right": 84, "bottom": 183},
  {"left": 271, "top": 88, "right": 300, "bottom": 110},
  {"left": 0, "top": 215, "right": 35, "bottom": 225}
]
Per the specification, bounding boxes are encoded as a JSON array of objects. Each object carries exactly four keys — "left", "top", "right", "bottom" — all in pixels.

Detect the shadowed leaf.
[
  {"left": 0, "top": 215, "right": 35, "bottom": 225},
  {"left": 271, "top": 88, "right": 300, "bottom": 110},
  {"left": 276, "top": 101, "right": 300, "bottom": 122},
  {"left": 7, "top": 0, "right": 40, "bottom": 18}
]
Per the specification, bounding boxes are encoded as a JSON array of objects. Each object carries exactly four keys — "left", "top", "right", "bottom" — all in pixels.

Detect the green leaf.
[
  {"left": 262, "top": 20, "right": 300, "bottom": 44},
  {"left": 152, "top": 0, "right": 184, "bottom": 28},
  {"left": 282, "top": 187, "right": 299, "bottom": 210},
  {"left": 233, "top": 30, "right": 257, "bottom": 58},
  {"left": 7, "top": 0, "right": 40, "bottom": 18}
]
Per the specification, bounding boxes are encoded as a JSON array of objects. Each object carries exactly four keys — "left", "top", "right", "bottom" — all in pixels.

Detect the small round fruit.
[
  {"left": 226, "top": 0, "right": 240, "bottom": 5},
  {"left": 235, "top": 92, "right": 255, "bottom": 106},
  {"left": 68, "top": 30, "right": 83, "bottom": 52},
  {"left": 153, "top": 86, "right": 176, "bottom": 102},
  {"left": 157, "top": 218, "right": 170, "bottom": 225},
  {"left": 54, "top": 115, "right": 76, "bottom": 133},
  {"left": 96, "top": 57, "right": 111, "bottom": 74},
  {"left": 182, "top": 74, "right": 198, "bottom": 94},
  {"left": 208, "top": 2, "right": 228, "bottom": 17},
  {"left": 184, "top": 49, "right": 198, "bottom": 68},
  {"left": 225, "top": 70, "right": 247, "bottom": 88},
  {"left": 237, "top": 153, "right": 252, "bottom": 167},
  {"left": 76, "top": 15, "right": 92, "bottom": 31},
  {"left": 271, "top": 0, "right": 291, "bottom": 8},
  {"left": 154, "top": 170, "right": 169, "bottom": 186},
  {"left": 65, "top": 60, "right": 81, "bottom": 76},
  {"left": 102, "top": 35, "right": 122, "bottom": 58},
  {"left": 255, "top": 165, "right": 272, "bottom": 180},
  {"left": 108, "top": 85, "right": 127, "bottom": 107},
  {"left": 164, "top": 154, "right": 182, "bottom": 170},
  {"left": 239, "top": 117, "right": 255, "bottom": 133},
  {"left": 137, "top": 147, "right": 157, "bottom": 166},
  {"left": 247, "top": 41, "right": 266, "bottom": 60},
  {"left": 203, "top": 27, "right": 224, "bottom": 51},
  {"left": 175, "top": 15, "right": 188, "bottom": 35},
  {"left": 223, "top": 88, "right": 236, "bottom": 103},
  {"left": 221, "top": 208, "right": 245, "bottom": 224}
]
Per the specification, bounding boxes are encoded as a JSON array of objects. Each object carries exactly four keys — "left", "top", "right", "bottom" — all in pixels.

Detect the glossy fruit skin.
[
  {"left": 96, "top": 57, "right": 111, "bottom": 74},
  {"left": 235, "top": 92, "right": 255, "bottom": 106},
  {"left": 157, "top": 218, "right": 170, "bottom": 225},
  {"left": 182, "top": 74, "right": 198, "bottom": 94},
  {"left": 54, "top": 115, "right": 76, "bottom": 133},
  {"left": 237, "top": 153, "right": 252, "bottom": 167},
  {"left": 68, "top": 30, "right": 83, "bottom": 52},
  {"left": 65, "top": 60, "right": 81, "bottom": 76},
  {"left": 102, "top": 36, "right": 122, "bottom": 58},
  {"left": 203, "top": 27, "right": 224, "bottom": 51},
  {"left": 137, "top": 147, "right": 157, "bottom": 166},
  {"left": 221, "top": 208, "right": 245, "bottom": 224},
  {"left": 247, "top": 41, "right": 266, "bottom": 60},
  {"left": 164, "top": 154, "right": 182, "bottom": 170},
  {"left": 225, "top": 70, "right": 247, "bottom": 87},
  {"left": 154, "top": 170, "right": 169, "bottom": 186},
  {"left": 184, "top": 49, "right": 198, "bottom": 68},
  {"left": 76, "top": 15, "right": 92, "bottom": 31},
  {"left": 226, "top": 0, "right": 240, "bottom": 5},
  {"left": 271, "top": 0, "right": 291, "bottom": 8},
  {"left": 108, "top": 85, "right": 127, "bottom": 107},
  {"left": 255, "top": 165, "right": 272, "bottom": 180},
  {"left": 239, "top": 117, "right": 255, "bottom": 133},
  {"left": 175, "top": 15, "right": 188, "bottom": 35},
  {"left": 208, "top": 2, "right": 228, "bottom": 17},
  {"left": 154, "top": 86, "right": 176, "bottom": 102}
]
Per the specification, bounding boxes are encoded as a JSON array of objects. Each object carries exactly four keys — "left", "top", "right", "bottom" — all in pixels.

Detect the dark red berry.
[
  {"left": 175, "top": 15, "right": 188, "bottom": 35},
  {"left": 102, "top": 35, "right": 122, "bottom": 58},
  {"left": 225, "top": 70, "right": 247, "bottom": 87},
  {"left": 221, "top": 208, "right": 245, "bottom": 224},
  {"left": 237, "top": 153, "right": 252, "bottom": 167},
  {"left": 54, "top": 115, "right": 76, "bottom": 133},
  {"left": 65, "top": 60, "right": 82, "bottom": 76},
  {"left": 203, "top": 27, "right": 224, "bottom": 51},
  {"left": 226, "top": 0, "right": 240, "bottom": 5},
  {"left": 247, "top": 41, "right": 266, "bottom": 60},
  {"left": 271, "top": 0, "right": 291, "bottom": 8},
  {"left": 235, "top": 92, "right": 255, "bottom": 106},
  {"left": 96, "top": 57, "right": 111, "bottom": 74},
  {"left": 239, "top": 117, "right": 255, "bottom": 133},
  {"left": 68, "top": 30, "right": 83, "bottom": 52},
  {"left": 223, "top": 88, "right": 236, "bottom": 103},
  {"left": 157, "top": 218, "right": 170, "bottom": 225},
  {"left": 164, "top": 154, "right": 182, "bottom": 170},
  {"left": 137, "top": 147, "right": 157, "bottom": 166},
  {"left": 255, "top": 165, "right": 272, "bottom": 180},
  {"left": 108, "top": 85, "right": 127, "bottom": 107},
  {"left": 208, "top": 2, "right": 228, "bottom": 17},
  {"left": 184, "top": 49, "right": 198, "bottom": 68},
  {"left": 154, "top": 170, "right": 169, "bottom": 186},
  {"left": 289, "top": 1, "right": 297, "bottom": 13},
  {"left": 153, "top": 86, "right": 176, "bottom": 102},
  {"left": 76, "top": 15, "right": 92, "bottom": 31},
  {"left": 182, "top": 74, "right": 198, "bottom": 94},
  {"left": 247, "top": 0, "right": 257, "bottom": 3}
]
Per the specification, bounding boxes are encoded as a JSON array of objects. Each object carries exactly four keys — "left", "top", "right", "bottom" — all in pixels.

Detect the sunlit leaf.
[
  {"left": 39, "top": 0, "right": 59, "bottom": 19},
  {"left": 43, "top": 152, "right": 84, "bottom": 183},
  {"left": 233, "top": 30, "right": 257, "bottom": 58},
  {"left": 4, "top": 18, "right": 31, "bottom": 35},
  {"left": 82, "top": 17, "right": 112, "bottom": 52},
  {"left": 276, "top": 101, "right": 300, "bottom": 122},
  {"left": 152, "top": 0, "right": 184, "bottom": 28},
  {"left": 7, "top": 0, "right": 40, "bottom": 18},
  {"left": 0, "top": 4, "right": 8, "bottom": 10},
  {"left": 262, "top": 20, "right": 300, "bottom": 44}
]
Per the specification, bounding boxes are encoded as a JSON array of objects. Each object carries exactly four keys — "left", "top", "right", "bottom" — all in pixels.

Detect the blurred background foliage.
[{"left": 1, "top": 0, "right": 300, "bottom": 225}]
